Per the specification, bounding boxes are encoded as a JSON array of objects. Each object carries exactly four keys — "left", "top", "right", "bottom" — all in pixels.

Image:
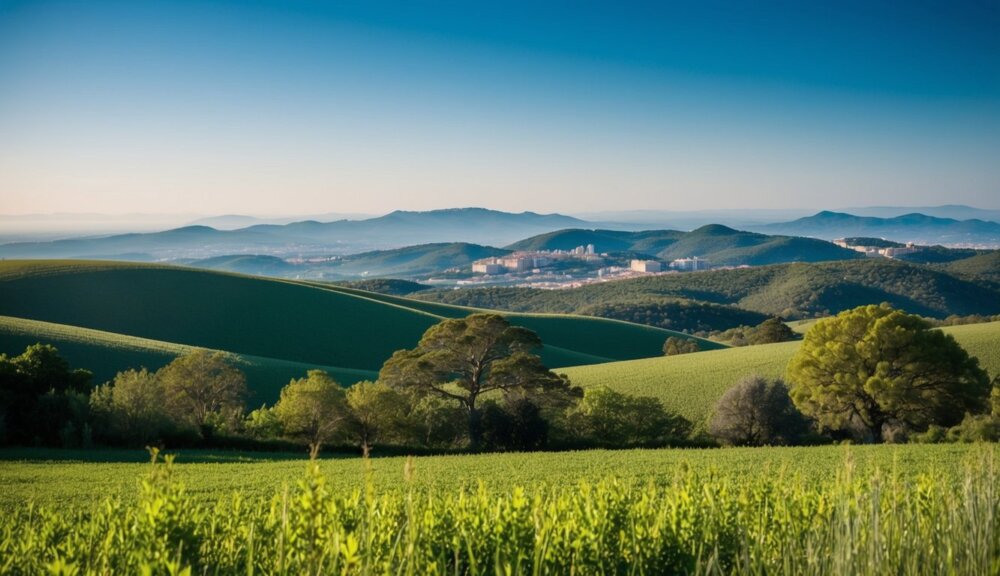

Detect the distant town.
[{"left": 458, "top": 245, "right": 717, "bottom": 289}]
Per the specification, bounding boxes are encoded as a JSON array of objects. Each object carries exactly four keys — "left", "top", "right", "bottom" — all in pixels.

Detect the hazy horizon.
[{"left": 2, "top": 1, "right": 998, "bottom": 215}]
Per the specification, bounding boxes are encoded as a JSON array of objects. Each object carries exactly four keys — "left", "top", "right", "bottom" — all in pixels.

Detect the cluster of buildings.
[
  {"left": 833, "top": 239, "right": 922, "bottom": 259},
  {"left": 627, "top": 257, "right": 711, "bottom": 273},
  {"left": 471, "top": 245, "right": 601, "bottom": 275}
]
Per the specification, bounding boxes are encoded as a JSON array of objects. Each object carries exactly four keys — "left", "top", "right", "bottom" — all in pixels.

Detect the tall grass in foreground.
[{"left": 1, "top": 448, "right": 997, "bottom": 575}]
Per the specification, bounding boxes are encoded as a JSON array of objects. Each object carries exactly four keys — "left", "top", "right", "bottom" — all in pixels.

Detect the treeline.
[
  {"left": 0, "top": 315, "right": 698, "bottom": 454},
  {"left": 2, "top": 306, "right": 996, "bottom": 453}
]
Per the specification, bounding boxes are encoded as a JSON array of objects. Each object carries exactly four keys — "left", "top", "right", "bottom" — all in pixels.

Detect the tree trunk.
[{"left": 467, "top": 402, "right": 483, "bottom": 451}]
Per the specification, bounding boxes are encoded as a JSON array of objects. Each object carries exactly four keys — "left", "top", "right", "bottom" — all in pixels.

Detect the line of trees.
[
  {"left": 0, "top": 314, "right": 697, "bottom": 453},
  {"left": 2, "top": 306, "right": 996, "bottom": 452}
]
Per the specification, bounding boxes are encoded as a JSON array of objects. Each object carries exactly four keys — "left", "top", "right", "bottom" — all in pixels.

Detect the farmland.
[
  {"left": 561, "top": 321, "right": 1000, "bottom": 429},
  {"left": 0, "top": 444, "right": 995, "bottom": 574}
]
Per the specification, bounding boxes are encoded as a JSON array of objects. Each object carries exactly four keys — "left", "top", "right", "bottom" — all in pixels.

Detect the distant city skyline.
[{"left": 1, "top": 1, "right": 998, "bottom": 215}]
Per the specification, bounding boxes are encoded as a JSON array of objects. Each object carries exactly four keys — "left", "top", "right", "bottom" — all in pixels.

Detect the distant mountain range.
[
  {"left": 0, "top": 208, "right": 586, "bottom": 260},
  {"left": 756, "top": 211, "right": 1000, "bottom": 246},
  {"left": 2, "top": 208, "right": 997, "bottom": 266}
]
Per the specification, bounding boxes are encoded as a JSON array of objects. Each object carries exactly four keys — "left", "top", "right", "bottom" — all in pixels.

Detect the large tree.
[
  {"left": 708, "top": 376, "right": 809, "bottom": 446},
  {"left": 157, "top": 350, "right": 247, "bottom": 435},
  {"left": 378, "top": 313, "right": 577, "bottom": 449},
  {"left": 274, "top": 370, "right": 350, "bottom": 453},
  {"left": 786, "top": 304, "right": 990, "bottom": 442}
]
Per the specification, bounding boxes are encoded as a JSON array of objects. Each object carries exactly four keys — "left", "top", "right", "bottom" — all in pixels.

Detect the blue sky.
[{"left": 1, "top": 0, "right": 998, "bottom": 215}]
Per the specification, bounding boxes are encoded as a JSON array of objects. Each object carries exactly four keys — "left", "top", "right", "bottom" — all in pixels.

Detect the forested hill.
[
  {"left": 413, "top": 258, "right": 1000, "bottom": 330},
  {"left": 506, "top": 225, "right": 861, "bottom": 265}
]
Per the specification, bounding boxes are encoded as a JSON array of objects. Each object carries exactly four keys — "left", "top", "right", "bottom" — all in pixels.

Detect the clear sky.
[{"left": 1, "top": 0, "right": 998, "bottom": 215}]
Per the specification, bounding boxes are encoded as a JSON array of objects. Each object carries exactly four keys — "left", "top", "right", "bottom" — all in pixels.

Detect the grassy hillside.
[
  {"left": 0, "top": 316, "right": 377, "bottom": 401},
  {"left": 0, "top": 261, "right": 705, "bottom": 391},
  {"left": 561, "top": 322, "right": 1000, "bottom": 430},
  {"left": 415, "top": 258, "right": 1000, "bottom": 322}
]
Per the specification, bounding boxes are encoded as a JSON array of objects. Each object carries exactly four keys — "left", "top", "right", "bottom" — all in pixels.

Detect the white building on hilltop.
[
  {"left": 670, "top": 257, "right": 710, "bottom": 271},
  {"left": 630, "top": 259, "right": 662, "bottom": 273}
]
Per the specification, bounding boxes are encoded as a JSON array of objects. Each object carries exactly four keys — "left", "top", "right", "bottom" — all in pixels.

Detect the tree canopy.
[
  {"left": 786, "top": 304, "right": 990, "bottom": 442},
  {"left": 378, "top": 313, "right": 578, "bottom": 449},
  {"left": 157, "top": 350, "right": 247, "bottom": 434},
  {"left": 274, "top": 370, "right": 349, "bottom": 452}
]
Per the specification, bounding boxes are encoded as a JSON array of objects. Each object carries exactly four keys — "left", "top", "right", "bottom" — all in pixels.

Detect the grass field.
[
  {"left": 1, "top": 444, "right": 995, "bottom": 574},
  {"left": 0, "top": 260, "right": 716, "bottom": 400},
  {"left": 0, "top": 443, "right": 986, "bottom": 510},
  {"left": 561, "top": 321, "right": 1000, "bottom": 429}
]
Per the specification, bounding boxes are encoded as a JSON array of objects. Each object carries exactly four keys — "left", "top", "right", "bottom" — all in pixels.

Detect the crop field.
[
  {"left": 0, "top": 261, "right": 712, "bottom": 400},
  {"left": 562, "top": 321, "right": 1000, "bottom": 428},
  {"left": 0, "top": 444, "right": 995, "bottom": 574}
]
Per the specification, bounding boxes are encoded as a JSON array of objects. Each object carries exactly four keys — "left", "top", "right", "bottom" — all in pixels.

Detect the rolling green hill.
[
  {"left": 561, "top": 322, "right": 1000, "bottom": 430},
  {"left": 0, "top": 316, "right": 377, "bottom": 402},
  {"left": 0, "top": 260, "right": 711, "bottom": 400}
]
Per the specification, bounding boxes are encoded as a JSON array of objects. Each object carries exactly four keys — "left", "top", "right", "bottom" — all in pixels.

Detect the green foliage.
[
  {"left": 663, "top": 336, "right": 701, "bottom": 356},
  {"left": 158, "top": 350, "right": 248, "bottom": 434},
  {"left": 1, "top": 446, "right": 996, "bottom": 575},
  {"left": 787, "top": 305, "right": 991, "bottom": 442},
  {"left": 566, "top": 387, "right": 691, "bottom": 447},
  {"left": 708, "top": 376, "right": 809, "bottom": 446},
  {"left": 274, "top": 370, "right": 349, "bottom": 451},
  {"left": 380, "top": 313, "right": 579, "bottom": 449},
  {"left": 244, "top": 404, "right": 282, "bottom": 439},
  {"left": 0, "top": 343, "right": 92, "bottom": 446},
  {"left": 344, "top": 380, "right": 407, "bottom": 455},
  {"left": 713, "top": 317, "right": 800, "bottom": 346},
  {"left": 90, "top": 368, "right": 176, "bottom": 446},
  {"left": 562, "top": 322, "right": 1000, "bottom": 433}
]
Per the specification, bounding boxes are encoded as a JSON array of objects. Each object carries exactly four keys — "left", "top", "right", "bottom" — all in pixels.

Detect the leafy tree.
[
  {"left": 0, "top": 343, "right": 92, "bottom": 446},
  {"left": 90, "top": 368, "right": 174, "bottom": 446},
  {"left": 708, "top": 376, "right": 809, "bottom": 446},
  {"left": 274, "top": 370, "right": 349, "bottom": 453},
  {"left": 662, "top": 337, "right": 700, "bottom": 356},
  {"left": 786, "top": 304, "right": 990, "bottom": 442},
  {"left": 244, "top": 404, "right": 282, "bottom": 439},
  {"left": 345, "top": 380, "right": 407, "bottom": 456},
  {"left": 567, "top": 387, "right": 690, "bottom": 447},
  {"left": 748, "top": 318, "right": 797, "bottom": 345},
  {"left": 157, "top": 350, "right": 247, "bottom": 435},
  {"left": 379, "top": 313, "right": 577, "bottom": 449}
]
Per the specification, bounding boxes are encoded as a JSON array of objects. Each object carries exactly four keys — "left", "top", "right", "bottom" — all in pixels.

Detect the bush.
[
  {"left": 567, "top": 387, "right": 691, "bottom": 447},
  {"left": 709, "top": 376, "right": 810, "bottom": 446},
  {"left": 662, "top": 337, "right": 700, "bottom": 356}
]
